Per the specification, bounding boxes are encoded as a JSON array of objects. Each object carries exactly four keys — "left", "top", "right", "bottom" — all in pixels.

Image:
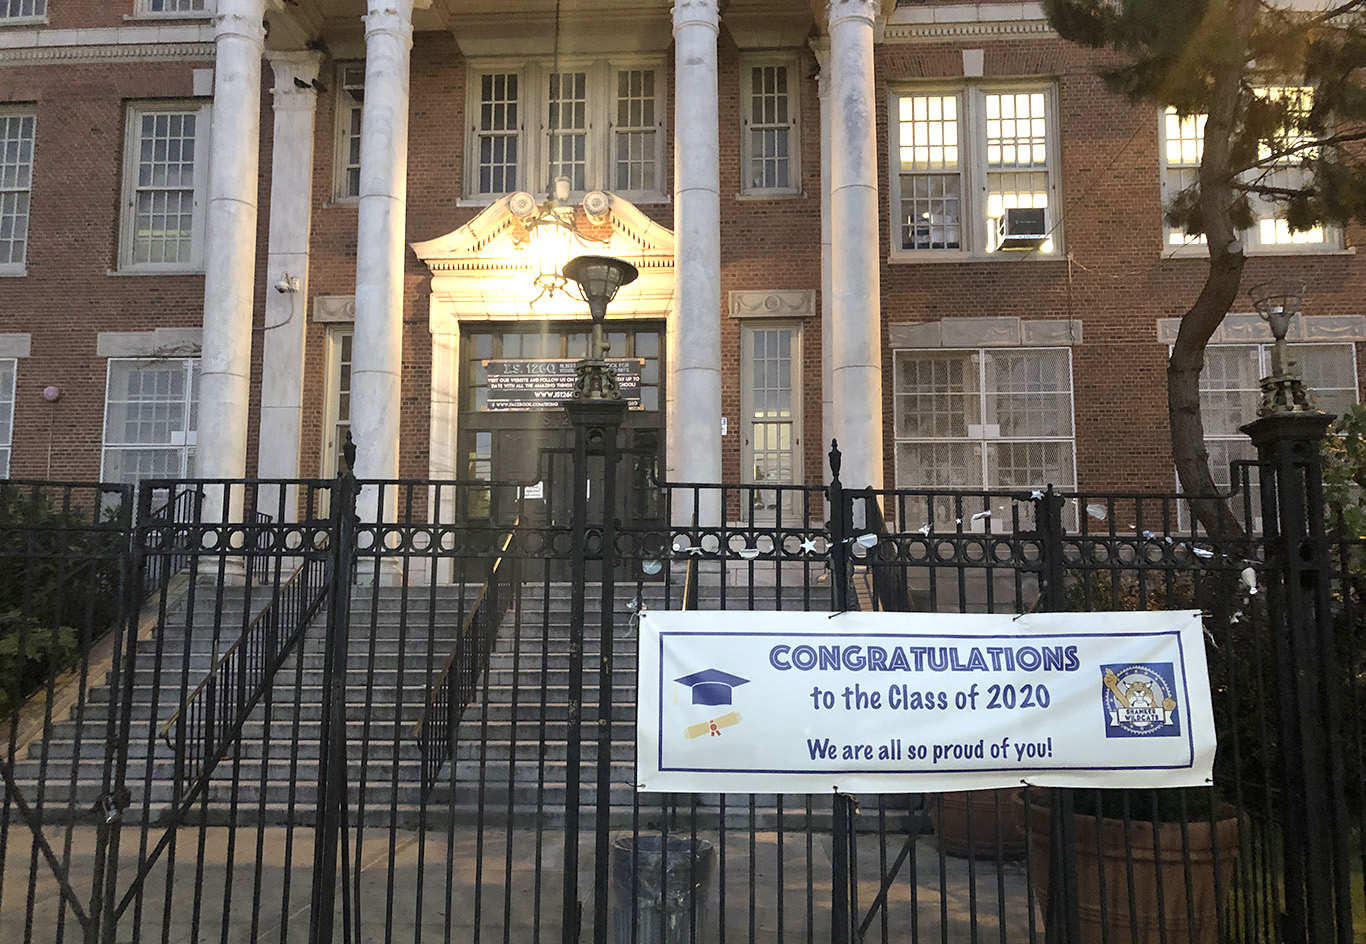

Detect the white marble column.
[
  {"left": 197, "top": 0, "right": 266, "bottom": 499},
  {"left": 828, "top": 0, "right": 884, "bottom": 491},
  {"left": 350, "top": 0, "right": 413, "bottom": 521},
  {"left": 256, "top": 52, "right": 322, "bottom": 520},
  {"left": 812, "top": 38, "right": 834, "bottom": 485},
  {"left": 670, "top": 0, "right": 722, "bottom": 523}
]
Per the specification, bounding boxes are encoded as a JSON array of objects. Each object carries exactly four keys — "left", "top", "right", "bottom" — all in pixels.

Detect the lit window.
[
  {"left": 120, "top": 104, "right": 210, "bottom": 272},
  {"left": 741, "top": 57, "right": 800, "bottom": 195},
  {"left": 468, "top": 62, "right": 665, "bottom": 200},
  {"left": 0, "top": 0, "right": 44, "bottom": 20},
  {"left": 0, "top": 358, "right": 14, "bottom": 477},
  {"left": 893, "top": 349, "right": 1075, "bottom": 527},
  {"left": 334, "top": 62, "right": 365, "bottom": 200},
  {"left": 0, "top": 112, "right": 35, "bottom": 272},
  {"left": 891, "top": 83, "right": 1058, "bottom": 258},
  {"left": 101, "top": 358, "right": 199, "bottom": 484},
  {"left": 1159, "top": 88, "right": 1334, "bottom": 253}
]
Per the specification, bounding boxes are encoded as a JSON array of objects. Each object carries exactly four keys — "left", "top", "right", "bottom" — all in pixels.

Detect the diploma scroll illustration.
[{"left": 684, "top": 711, "right": 741, "bottom": 739}]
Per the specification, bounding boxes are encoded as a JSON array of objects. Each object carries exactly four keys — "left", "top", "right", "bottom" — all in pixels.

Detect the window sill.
[
  {"left": 888, "top": 249, "right": 1066, "bottom": 264},
  {"left": 0, "top": 266, "right": 26, "bottom": 277},
  {"left": 735, "top": 190, "right": 806, "bottom": 202},
  {"left": 456, "top": 192, "right": 672, "bottom": 208},
  {"left": 107, "top": 266, "right": 204, "bottom": 277},
  {"left": 323, "top": 196, "right": 360, "bottom": 209},
  {"left": 123, "top": 10, "right": 212, "bottom": 21},
  {"left": 0, "top": 16, "right": 46, "bottom": 27},
  {"left": 1162, "top": 243, "right": 1356, "bottom": 259}
]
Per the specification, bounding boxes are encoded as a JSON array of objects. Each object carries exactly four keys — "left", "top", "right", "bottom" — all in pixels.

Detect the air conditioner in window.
[{"left": 997, "top": 207, "right": 1048, "bottom": 249}]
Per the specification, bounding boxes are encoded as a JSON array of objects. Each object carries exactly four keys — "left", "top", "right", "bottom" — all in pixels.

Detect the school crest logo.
[{"left": 1101, "top": 663, "right": 1182, "bottom": 738}]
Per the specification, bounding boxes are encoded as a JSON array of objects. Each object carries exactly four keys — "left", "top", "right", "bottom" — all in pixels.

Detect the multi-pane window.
[
  {"left": 1160, "top": 89, "right": 1334, "bottom": 252},
  {"left": 741, "top": 59, "right": 799, "bottom": 194},
  {"left": 469, "top": 62, "right": 665, "bottom": 200},
  {"left": 121, "top": 104, "right": 209, "bottom": 271},
  {"left": 893, "top": 349, "right": 1075, "bottom": 526},
  {"left": 101, "top": 358, "right": 199, "bottom": 484},
  {"left": 892, "top": 83, "right": 1058, "bottom": 257},
  {"left": 615, "top": 70, "right": 658, "bottom": 193},
  {"left": 334, "top": 62, "right": 365, "bottom": 200},
  {"left": 0, "top": 359, "right": 14, "bottom": 478},
  {"left": 0, "top": 0, "right": 44, "bottom": 20},
  {"left": 136, "top": 0, "right": 208, "bottom": 13},
  {"left": 0, "top": 113, "right": 35, "bottom": 271},
  {"left": 548, "top": 72, "right": 589, "bottom": 191},
  {"left": 1198, "top": 343, "right": 1357, "bottom": 489},
  {"left": 323, "top": 329, "right": 353, "bottom": 477},
  {"left": 476, "top": 72, "right": 520, "bottom": 195},
  {"left": 741, "top": 325, "right": 801, "bottom": 516}
]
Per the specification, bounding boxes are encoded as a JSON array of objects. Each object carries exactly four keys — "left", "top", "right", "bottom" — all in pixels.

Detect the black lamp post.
[
  {"left": 1249, "top": 278, "right": 1317, "bottom": 416},
  {"left": 562, "top": 254, "right": 639, "bottom": 401}
]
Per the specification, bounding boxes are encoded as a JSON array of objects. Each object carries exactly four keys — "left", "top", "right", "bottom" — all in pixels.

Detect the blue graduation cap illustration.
[{"left": 675, "top": 669, "right": 749, "bottom": 706}]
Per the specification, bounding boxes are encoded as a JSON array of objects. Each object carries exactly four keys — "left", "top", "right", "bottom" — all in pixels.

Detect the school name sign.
[{"left": 636, "top": 610, "right": 1215, "bottom": 794}]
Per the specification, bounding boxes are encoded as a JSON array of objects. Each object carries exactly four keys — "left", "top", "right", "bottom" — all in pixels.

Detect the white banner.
[{"left": 636, "top": 610, "right": 1215, "bottom": 794}]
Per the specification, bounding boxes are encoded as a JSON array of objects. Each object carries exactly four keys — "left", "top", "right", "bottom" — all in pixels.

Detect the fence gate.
[{"left": 0, "top": 411, "right": 1361, "bottom": 944}]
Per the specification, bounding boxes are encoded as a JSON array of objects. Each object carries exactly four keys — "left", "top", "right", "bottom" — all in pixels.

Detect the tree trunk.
[{"left": 1168, "top": 0, "right": 1256, "bottom": 545}]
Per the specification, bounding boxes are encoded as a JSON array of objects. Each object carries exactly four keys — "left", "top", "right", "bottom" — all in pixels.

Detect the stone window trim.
[
  {"left": 1155, "top": 313, "right": 1366, "bottom": 346},
  {"left": 889, "top": 317, "right": 1082, "bottom": 349},
  {"left": 729, "top": 290, "right": 816, "bottom": 320},
  {"left": 1158, "top": 95, "right": 1345, "bottom": 257},
  {"left": 738, "top": 52, "right": 802, "bottom": 198},
  {"left": 118, "top": 100, "right": 211, "bottom": 275},
  {"left": 888, "top": 79, "right": 1063, "bottom": 263},
  {"left": 332, "top": 61, "right": 364, "bottom": 202},
  {"left": 461, "top": 56, "right": 669, "bottom": 206}
]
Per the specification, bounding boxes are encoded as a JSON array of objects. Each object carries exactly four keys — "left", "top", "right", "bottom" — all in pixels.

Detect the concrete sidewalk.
[{"left": 0, "top": 824, "right": 1036, "bottom": 943}]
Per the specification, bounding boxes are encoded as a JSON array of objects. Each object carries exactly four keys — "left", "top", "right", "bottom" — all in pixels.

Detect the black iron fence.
[{"left": 0, "top": 411, "right": 1360, "bottom": 944}]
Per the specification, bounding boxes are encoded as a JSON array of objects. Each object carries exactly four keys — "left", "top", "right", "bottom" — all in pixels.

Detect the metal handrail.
[
  {"left": 158, "top": 553, "right": 330, "bottom": 792},
  {"left": 411, "top": 522, "right": 520, "bottom": 794},
  {"left": 139, "top": 486, "right": 203, "bottom": 602}
]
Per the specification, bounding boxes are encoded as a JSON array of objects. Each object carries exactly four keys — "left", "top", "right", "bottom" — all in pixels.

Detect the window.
[
  {"left": 0, "top": 112, "right": 35, "bottom": 273},
  {"left": 891, "top": 84, "right": 1059, "bottom": 258},
  {"left": 467, "top": 61, "right": 666, "bottom": 201},
  {"left": 120, "top": 104, "right": 210, "bottom": 272},
  {"left": 741, "top": 324, "right": 802, "bottom": 518},
  {"left": 101, "top": 358, "right": 199, "bottom": 484},
  {"left": 333, "top": 63, "right": 365, "bottom": 200},
  {"left": 1198, "top": 343, "right": 1357, "bottom": 489},
  {"left": 135, "top": 0, "right": 209, "bottom": 15},
  {"left": 893, "top": 348, "right": 1075, "bottom": 527},
  {"left": 322, "top": 328, "right": 353, "bottom": 477},
  {"left": 0, "top": 359, "right": 14, "bottom": 477},
  {"left": 1160, "top": 89, "right": 1336, "bottom": 253},
  {"left": 0, "top": 0, "right": 44, "bottom": 21},
  {"left": 740, "top": 57, "right": 799, "bottom": 195}
]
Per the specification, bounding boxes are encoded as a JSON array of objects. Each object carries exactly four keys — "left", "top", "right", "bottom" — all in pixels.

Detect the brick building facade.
[{"left": 0, "top": 0, "right": 1360, "bottom": 516}]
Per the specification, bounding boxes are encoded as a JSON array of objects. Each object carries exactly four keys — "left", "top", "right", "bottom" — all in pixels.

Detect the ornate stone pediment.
[{"left": 412, "top": 194, "right": 675, "bottom": 326}]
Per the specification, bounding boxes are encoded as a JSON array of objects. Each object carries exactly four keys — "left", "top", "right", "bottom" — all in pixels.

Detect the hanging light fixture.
[{"left": 525, "top": 176, "right": 576, "bottom": 296}]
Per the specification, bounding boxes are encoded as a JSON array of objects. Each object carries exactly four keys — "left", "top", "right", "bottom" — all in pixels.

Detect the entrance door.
[{"left": 457, "top": 322, "right": 665, "bottom": 527}]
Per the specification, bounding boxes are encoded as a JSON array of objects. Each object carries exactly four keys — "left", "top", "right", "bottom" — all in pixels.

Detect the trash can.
[{"left": 611, "top": 834, "right": 715, "bottom": 944}]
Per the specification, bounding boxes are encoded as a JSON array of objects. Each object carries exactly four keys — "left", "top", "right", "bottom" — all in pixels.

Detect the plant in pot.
[
  {"left": 932, "top": 788, "right": 1028, "bottom": 861},
  {"left": 1021, "top": 786, "right": 1243, "bottom": 944}
]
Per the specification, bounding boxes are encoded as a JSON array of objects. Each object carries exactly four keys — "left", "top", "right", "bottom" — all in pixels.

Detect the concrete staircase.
[{"left": 9, "top": 578, "right": 906, "bottom": 830}]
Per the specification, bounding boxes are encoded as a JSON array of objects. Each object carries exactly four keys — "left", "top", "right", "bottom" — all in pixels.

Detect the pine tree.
[{"left": 1043, "top": 0, "right": 1366, "bottom": 540}]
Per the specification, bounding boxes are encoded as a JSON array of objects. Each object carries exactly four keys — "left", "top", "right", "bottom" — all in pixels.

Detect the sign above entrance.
[
  {"left": 636, "top": 610, "right": 1216, "bottom": 794},
  {"left": 482, "top": 358, "right": 645, "bottom": 411}
]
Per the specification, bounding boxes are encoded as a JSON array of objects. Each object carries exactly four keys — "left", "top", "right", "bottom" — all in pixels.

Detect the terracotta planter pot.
[
  {"left": 933, "top": 789, "right": 1027, "bottom": 860},
  {"left": 1024, "top": 799, "right": 1242, "bottom": 944}
]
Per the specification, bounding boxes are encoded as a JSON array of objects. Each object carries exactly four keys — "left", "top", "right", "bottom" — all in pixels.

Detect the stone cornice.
[
  {"left": 882, "top": 19, "right": 1054, "bottom": 42},
  {"left": 0, "top": 41, "right": 215, "bottom": 64}
]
